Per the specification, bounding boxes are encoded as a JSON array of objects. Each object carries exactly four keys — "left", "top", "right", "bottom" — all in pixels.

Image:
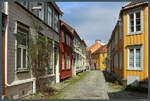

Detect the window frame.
[
  {"left": 47, "top": 6, "right": 52, "bottom": 27},
  {"left": 127, "top": 45, "right": 143, "bottom": 71},
  {"left": 38, "top": 2, "right": 44, "bottom": 20},
  {"left": 127, "top": 8, "right": 143, "bottom": 35},
  {"left": 16, "top": 23, "right": 29, "bottom": 73},
  {"left": 62, "top": 53, "right": 65, "bottom": 71},
  {"left": 101, "top": 53, "right": 104, "bottom": 58}
]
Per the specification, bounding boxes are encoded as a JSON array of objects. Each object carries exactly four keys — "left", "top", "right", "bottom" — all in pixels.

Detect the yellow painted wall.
[
  {"left": 123, "top": 6, "right": 148, "bottom": 81},
  {"left": 97, "top": 53, "right": 107, "bottom": 69},
  {"left": 91, "top": 52, "right": 107, "bottom": 70},
  {"left": 112, "top": 22, "right": 124, "bottom": 78}
]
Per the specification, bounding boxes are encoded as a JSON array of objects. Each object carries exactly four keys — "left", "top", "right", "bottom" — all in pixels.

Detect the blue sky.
[{"left": 56, "top": 2, "right": 128, "bottom": 47}]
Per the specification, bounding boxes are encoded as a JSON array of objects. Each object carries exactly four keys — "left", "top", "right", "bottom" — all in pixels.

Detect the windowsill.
[
  {"left": 127, "top": 31, "right": 142, "bottom": 35},
  {"left": 16, "top": 68, "right": 29, "bottom": 73},
  {"left": 127, "top": 68, "right": 142, "bottom": 71}
]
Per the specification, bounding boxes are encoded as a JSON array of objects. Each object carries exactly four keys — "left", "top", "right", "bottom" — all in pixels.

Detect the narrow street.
[
  {"left": 56, "top": 71, "right": 109, "bottom": 99},
  {"left": 51, "top": 71, "right": 148, "bottom": 99}
]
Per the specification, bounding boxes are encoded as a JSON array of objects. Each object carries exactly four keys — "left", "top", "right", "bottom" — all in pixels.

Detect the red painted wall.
[{"left": 59, "top": 24, "right": 74, "bottom": 80}]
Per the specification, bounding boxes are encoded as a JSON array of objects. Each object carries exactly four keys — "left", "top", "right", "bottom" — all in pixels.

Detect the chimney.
[{"left": 95, "top": 40, "right": 101, "bottom": 43}]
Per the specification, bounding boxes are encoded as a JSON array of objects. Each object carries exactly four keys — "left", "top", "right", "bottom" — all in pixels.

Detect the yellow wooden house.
[
  {"left": 91, "top": 45, "right": 107, "bottom": 70},
  {"left": 107, "top": 1, "right": 148, "bottom": 85}
]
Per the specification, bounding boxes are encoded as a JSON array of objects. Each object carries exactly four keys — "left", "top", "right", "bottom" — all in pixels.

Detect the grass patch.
[
  {"left": 62, "top": 72, "right": 88, "bottom": 85},
  {"left": 49, "top": 71, "right": 89, "bottom": 99}
]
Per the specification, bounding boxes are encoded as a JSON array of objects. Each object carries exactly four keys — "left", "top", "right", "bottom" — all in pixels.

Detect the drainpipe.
[
  {"left": 4, "top": 3, "right": 36, "bottom": 95},
  {"left": 1, "top": 10, "right": 5, "bottom": 100}
]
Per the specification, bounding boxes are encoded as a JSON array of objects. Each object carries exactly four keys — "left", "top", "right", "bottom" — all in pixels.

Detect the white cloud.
[{"left": 57, "top": 2, "right": 127, "bottom": 47}]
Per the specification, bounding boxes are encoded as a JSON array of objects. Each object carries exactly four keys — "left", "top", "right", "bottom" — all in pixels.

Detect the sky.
[{"left": 56, "top": 2, "right": 128, "bottom": 47}]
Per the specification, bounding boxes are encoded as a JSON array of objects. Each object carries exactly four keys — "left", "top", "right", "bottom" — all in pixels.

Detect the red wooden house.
[{"left": 59, "top": 20, "right": 74, "bottom": 79}]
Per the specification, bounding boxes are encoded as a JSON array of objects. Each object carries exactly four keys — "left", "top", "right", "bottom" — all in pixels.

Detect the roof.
[
  {"left": 60, "top": 20, "right": 74, "bottom": 37},
  {"left": 81, "top": 39, "right": 87, "bottom": 48},
  {"left": 51, "top": 2, "right": 63, "bottom": 15},
  {"left": 86, "top": 42, "right": 102, "bottom": 53},
  {"left": 92, "top": 45, "right": 107, "bottom": 54},
  {"left": 122, "top": 1, "right": 148, "bottom": 10}
]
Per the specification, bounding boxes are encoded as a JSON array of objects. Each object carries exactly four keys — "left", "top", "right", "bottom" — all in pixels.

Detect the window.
[
  {"left": 16, "top": 23, "right": 29, "bottom": 72},
  {"left": 48, "top": 7, "right": 52, "bottom": 27},
  {"left": 62, "top": 30, "right": 64, "bottom": 43},
  {"left": 101, "top": 53, "right": 104, "bottom": 58},
  {"left": 119, "top": 19, "right": 123, "bottom": 40},
  {"left": 120, "top": 49, "right": 122, "bottom": 69},
  {"left": 66, "top": 35, "right": 70, "bottom": 46},
  {"left": 102, "top": 61, "right": 105, "bottom": 66},
  {"left": 20, "top": 1, "right": 28, "bottom": 8},
  {"left": 62, "top": 53, "right": 64, "bottom": 70},
  {"left": 127, "top": 45, "right": 142, "bottom": 70},
  {"left": 115, "top": 30, "right": 118, "bottom": 45},
  {"left": 47, "top": 38, "right": 53, "bottom": 74},
  {"left": 114, "top": 53, "right": 118, "bottom": 68},
  {"left": 54, "top": 12, "right": 59, "bottom": 32},
  {"left": 38, "top": 2, "right": 44, "bottom": 20},
  {"left": 68, "top": 36, "right": 70, "bottom": 46},
  {"left": 127, "top": 9, "right": 142, "bottom": 34},
  {"left": 66, "top": 55, "right": 70, "bottom": 69}
]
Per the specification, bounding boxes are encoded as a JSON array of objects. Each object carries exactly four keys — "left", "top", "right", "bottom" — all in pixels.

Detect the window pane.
[
  {"left": 136, "top": 49, "right": 141, "bottom": 67},
  {"left": 17, "top": 48, "right": 21, "bottom": 69},
  {"left": 62, "top": 54, "right": 64, "bottom": 70},
  {"left": 17, "top": 30, "right": 28, "bottom": 46},
  {"left": 129, "top": 14, "right": 134, "bottom": 32},
  {"left": 136, "top": 12, "right": 141, "bottom": 31},
  {"left": 23, "top": 49, "right": 26, "bottom": 68},
  {"left": 129, "top": 49, "right": 134, "bottom": 67},
  {"left": 48, "top": 7, "right": 52, "bottom": 26}
]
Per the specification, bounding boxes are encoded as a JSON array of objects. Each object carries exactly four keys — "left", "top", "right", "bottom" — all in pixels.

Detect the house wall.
[
  {"left": 97, "top": 53, "right": 107, "bottom": 70},
  {"left": 123, "top": 6, "right": 148, "bottom": 81},
  {"left": 112, "top": 22, "right": 124, "bottom": 79},
  {"left": 5, "top": 2, "right": 60, "bottom": 98},
  {"left": 59, "top": 26, "right": 73, "bottom": 79}
]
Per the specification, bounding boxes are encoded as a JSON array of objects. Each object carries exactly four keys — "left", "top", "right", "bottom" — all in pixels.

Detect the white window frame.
[
  {"left": 16, "top": 26, "right": 29, "bottom": 72},
  {"left": 127, "top": 45, "right": 143, "bottom": 71},
  {"left": 54, "top": 12, "right": 59, "bottom": 32},
  {"left": 48, "top": 7, "right": 52, "bottom": 27},
  {"left": 62, "top": 53, "right": 64, "bottom": 70},
  {"left": 119, "top": 19, "right": 123, "bottom": 40},
  {"left": 38, "top": 2, "right": 44, "bottom": 20},
  {"left": 127, "top": 8, "right": 143, "bottom": 35}
]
